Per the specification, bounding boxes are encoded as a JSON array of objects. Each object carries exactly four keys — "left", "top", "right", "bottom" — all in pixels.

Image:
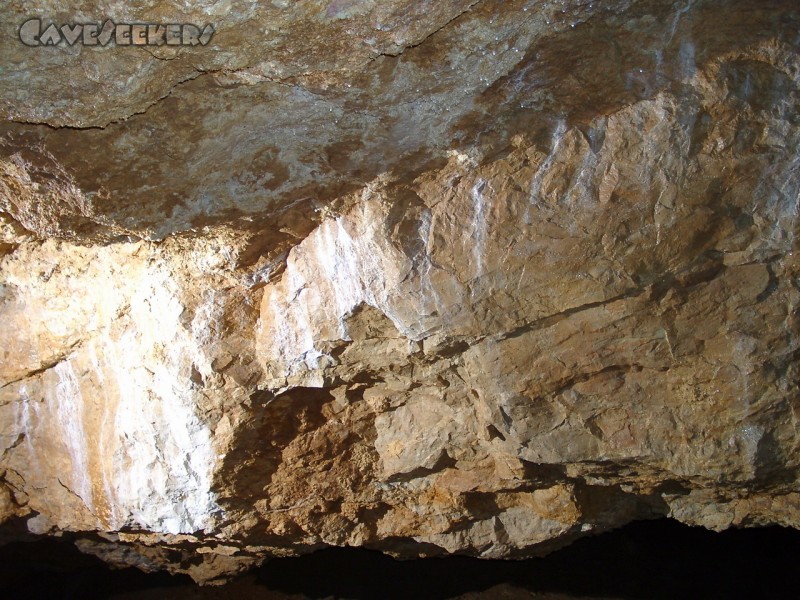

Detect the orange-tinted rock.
[{"left": 0, "top": 0, "right": 798, "bottom": 585}]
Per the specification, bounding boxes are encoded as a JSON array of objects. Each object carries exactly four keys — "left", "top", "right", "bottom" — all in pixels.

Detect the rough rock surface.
[{"left": 0, "top": 0, "right": 798, "bottom": 585}]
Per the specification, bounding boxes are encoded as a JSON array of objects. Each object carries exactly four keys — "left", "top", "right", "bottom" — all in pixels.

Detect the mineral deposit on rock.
[{"left": 0, "top": 0, "right": 798, "bottom": 584}]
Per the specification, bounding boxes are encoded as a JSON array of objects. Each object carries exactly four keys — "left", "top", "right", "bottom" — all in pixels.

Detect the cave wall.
[{"left": 0, "top": 0, "right": 798, "bottom": 584}]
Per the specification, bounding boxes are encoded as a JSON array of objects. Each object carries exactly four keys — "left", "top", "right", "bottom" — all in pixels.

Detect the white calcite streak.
[
  {"left": 102, "top": 269, "right": 220, "bottom": 535},
  {"left": 258, "top": 200, "right": 436, "bottom": 383},
  {"left": 1, "top": 243, "right": 221, "bottom": 535},
  {"left": 53, "top": 360, "right": 94, "bottom": 512}
]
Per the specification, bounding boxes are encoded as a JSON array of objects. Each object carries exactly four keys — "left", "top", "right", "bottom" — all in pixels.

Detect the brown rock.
[{"left": 0, "top": 0, "right": 798, "bottom": 584}]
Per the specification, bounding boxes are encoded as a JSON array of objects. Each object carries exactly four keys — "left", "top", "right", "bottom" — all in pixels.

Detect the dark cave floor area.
[{"left": 1, "top": 519, "right": 798, "bottom": 600}]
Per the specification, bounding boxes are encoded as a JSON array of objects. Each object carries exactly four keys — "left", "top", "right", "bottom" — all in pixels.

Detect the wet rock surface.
[{"left": 0, "top": 0, "right": 798, "bottom": 584}]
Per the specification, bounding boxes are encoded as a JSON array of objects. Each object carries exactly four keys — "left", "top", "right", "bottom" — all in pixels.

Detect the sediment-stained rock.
[{"left": 0, "top": 0, "right": 798, "bottom": 584}]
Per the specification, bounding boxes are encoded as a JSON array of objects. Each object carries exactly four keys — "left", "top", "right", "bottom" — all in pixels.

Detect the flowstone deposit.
[{"left": 0, "top": 0, "right": 798, "bottom": 585}]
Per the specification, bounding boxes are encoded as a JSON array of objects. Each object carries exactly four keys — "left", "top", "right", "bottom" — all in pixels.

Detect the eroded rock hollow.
[{"left": 1, "top": 0, "right": 798, "bottom": 584}]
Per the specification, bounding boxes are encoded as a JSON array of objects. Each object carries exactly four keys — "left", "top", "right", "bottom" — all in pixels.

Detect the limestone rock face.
[{"left": 1, "top": 0, "right": 799, "bottom": 584}]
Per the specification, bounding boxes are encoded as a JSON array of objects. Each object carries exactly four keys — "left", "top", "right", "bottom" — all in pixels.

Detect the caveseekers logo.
[{"left": 19, "top": 18, "right": 214, "bottom": 46}]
